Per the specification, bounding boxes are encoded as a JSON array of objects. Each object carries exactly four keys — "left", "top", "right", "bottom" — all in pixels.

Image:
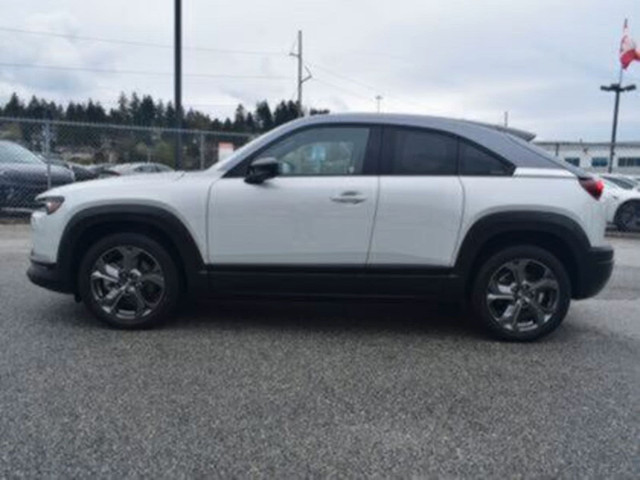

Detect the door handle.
[{"left": 331, "top": 191, "right": 366, "bottom": 204}]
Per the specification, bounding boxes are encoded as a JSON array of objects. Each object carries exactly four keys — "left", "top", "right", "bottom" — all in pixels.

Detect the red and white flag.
[{"left": 620, "top": 19, "right": 640, "bottom": 69}]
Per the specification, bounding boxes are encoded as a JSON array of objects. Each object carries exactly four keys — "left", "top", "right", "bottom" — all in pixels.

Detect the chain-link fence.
[
  {"left": 0, "top": 116, "right": 253, "bottom": 212},
  {"left": 3, "top": 117, "right": 640, "bottom": 215}
]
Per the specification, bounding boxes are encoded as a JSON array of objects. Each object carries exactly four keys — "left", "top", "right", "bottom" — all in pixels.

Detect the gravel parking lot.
[{"left": 1, "top": 224, "right": 639, "bottom": 478}]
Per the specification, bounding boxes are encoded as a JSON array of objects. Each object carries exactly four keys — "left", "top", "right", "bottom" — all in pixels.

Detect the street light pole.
[
  {"left": 601, "top": 82, "right": 636, "bottom": 173},
  {"left": 375, "top": 95, "right": 383, "bottom": 113},
  {"left": 174, "top": 0, "right": 183, "bottom": 169}
]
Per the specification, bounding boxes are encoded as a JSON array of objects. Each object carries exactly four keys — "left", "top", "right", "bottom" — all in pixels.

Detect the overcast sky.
[{"left": 1, "top": 0, "right": 639, "bottom": 140}]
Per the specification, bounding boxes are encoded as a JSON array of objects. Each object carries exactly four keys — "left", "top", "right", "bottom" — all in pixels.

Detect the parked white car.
[
  {"left": 601, "top": 174, "right": 640, "bottom": 192},
  {"left": 601, "top": 178, "right": 640, "bottom": 231},
  {"left": 27, "top": 113, "right": 613, "bottom": 341}
]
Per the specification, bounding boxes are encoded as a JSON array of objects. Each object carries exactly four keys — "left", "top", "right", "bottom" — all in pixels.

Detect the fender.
[
  {"left": 57, "top": 204, "right": 206, "bottom": 294},
  {"left": 453, "top": 210, "right": 590, "bottom": 279}
]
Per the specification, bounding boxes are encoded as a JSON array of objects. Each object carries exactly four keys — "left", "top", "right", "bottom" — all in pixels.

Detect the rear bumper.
[
  {"left": 27, "top": 259, "right": 72, "bottom": 294},
  {"left": 573, "top": 246, "right": 614, "bottom": 299}
]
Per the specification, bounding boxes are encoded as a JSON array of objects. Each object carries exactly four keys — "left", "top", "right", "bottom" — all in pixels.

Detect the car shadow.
[
  {"left": 44, "top": 294, "right": 579, "bottom": 344},
  {"left": 165, "top": 297, "right": 490, "bottom": 341}
]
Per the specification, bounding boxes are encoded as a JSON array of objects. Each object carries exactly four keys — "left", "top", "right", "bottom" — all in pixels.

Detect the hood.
[
  {"left": 40, "top": 170, "right": 187, "bottom": 198},
  {"left": 603, "top": 186, "right": 640, "bottom": 201},
  {"left": 0, "top": 162, "right": 74, "bottom": 185}
]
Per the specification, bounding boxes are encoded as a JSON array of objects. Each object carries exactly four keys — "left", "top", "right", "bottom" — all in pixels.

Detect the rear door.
[{"left": 368, "top": 126, "right": 464, "bottom": 266}]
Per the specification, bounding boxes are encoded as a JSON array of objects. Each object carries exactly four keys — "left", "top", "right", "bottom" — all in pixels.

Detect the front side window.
[
  {"left": 388, "top": 128, "right": 457, "bottom": 175},
  {"left": 257, "top": 127, "right": 370, "bottom": 176},
  {"left": 460, "top": 141, "right": 512, "bottom": 176}
]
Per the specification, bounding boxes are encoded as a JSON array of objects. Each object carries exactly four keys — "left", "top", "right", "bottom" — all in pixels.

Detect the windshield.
[
  {"left": 212, "top": 139, "right": 256, "bottom": 172},
  {"left": 603, "top": 176, "right": 638, "bottom": 190},
  {"left": 0, "top": 141, "right": 44, "bottom": 165},
  {"left": 602, "top": 178, "right": 622, "bottom": 190}
]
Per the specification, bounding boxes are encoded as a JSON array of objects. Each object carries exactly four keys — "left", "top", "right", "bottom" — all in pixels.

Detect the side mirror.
[{"left": 245, "top": 157, "right": 279, "bottom": 184}]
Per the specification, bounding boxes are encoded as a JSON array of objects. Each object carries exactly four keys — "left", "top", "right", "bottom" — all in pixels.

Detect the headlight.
[{"left": 40, "top": 196, "right": 65, "bottom": 215}]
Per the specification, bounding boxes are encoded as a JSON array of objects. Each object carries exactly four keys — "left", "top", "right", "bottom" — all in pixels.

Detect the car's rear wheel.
[
  {"left": 78, "top": 233, "right": 180, "bottom": 328},
  {"left": 471, "top": 245, "right": 571, "bottom": 341},
  {"left": 614, "top": 201, "right": 640, "bottom": 232}
]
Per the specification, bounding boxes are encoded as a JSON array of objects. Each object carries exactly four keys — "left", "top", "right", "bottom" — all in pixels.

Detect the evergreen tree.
[
  {"left": 255, "top": 101, "right": 274, "bottom": 131},
  {"left": 138, "top": 95, "right": 156, "bottom": 126},
  {"left": 4, "top": 93, "right": 24, "bottom": 117},
  {"left": 129, "top": 93, "right": 142, "bottom": 124},
  {"left": 233, "top": 104, "right": 247, "bottom": 132},
  {"left": 245, "top": 112, "right": 256, "bottom": 132},
  {"left": 0, "top": 91, "right": 328, "bottom": 133}
]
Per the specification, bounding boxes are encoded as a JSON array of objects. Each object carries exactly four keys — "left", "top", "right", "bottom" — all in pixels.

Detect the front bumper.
[
  {"left": 27, "top": 259, "right": 72, "bottom": 294},
  {"left": 573, "top": 246, "right": 614, "bottom": 299}
]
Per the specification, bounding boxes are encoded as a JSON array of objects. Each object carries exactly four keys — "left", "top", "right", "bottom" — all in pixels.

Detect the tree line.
[{"left": 0, "top": 92, "right": 330, "bottom": 133}]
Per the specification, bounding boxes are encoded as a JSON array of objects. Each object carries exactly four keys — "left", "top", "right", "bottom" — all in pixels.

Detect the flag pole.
[{"left": 601, "top": 19, "right": 637, "bottom": 173}]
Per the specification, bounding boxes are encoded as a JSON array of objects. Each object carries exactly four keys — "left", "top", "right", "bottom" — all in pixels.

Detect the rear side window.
[
  {"left": 459, "top": 142, "right": 512, "bottom": 176},
  {"left": 387, "top": 128, "right": 457, "bottom": 175}
]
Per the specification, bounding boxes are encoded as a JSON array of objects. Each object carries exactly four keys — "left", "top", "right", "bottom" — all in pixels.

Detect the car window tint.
[
  {"left": 390, "top": 129, "right": 457, "bottom": 175},
  {"left": 460, "top": 142, "right": 511, "bottom": 176},
  {"left": 258, "top": 127, "right": 370, "bottom": 176}
]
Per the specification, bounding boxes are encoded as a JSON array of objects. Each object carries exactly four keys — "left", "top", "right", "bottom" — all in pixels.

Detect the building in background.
[{"left": 536, "top": 141, "right": 640, "bottom": 174}]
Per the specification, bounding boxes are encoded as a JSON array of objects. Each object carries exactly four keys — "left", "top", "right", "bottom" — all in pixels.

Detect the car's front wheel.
[
  {"left": 78, "top": 233, "right": 180, "bottom": 328},
  {"left": 471, "top": 246, "right": 571, "bottom": 341}
]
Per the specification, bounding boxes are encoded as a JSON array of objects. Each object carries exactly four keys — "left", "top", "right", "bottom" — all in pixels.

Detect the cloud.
[{"left": 1, "top": 0, "right": 639, "bottom": 140}]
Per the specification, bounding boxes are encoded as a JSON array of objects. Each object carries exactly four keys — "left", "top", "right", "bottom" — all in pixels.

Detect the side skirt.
[{"left": 204, "top": 265, "right": 464, "bottom": 300}]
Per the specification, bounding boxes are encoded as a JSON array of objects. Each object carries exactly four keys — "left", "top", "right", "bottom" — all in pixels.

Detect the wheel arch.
[
  {"left": 58, "top": 205, "right": 206, "bottom": 295},
  {"left": 455, "top": 211, "right": 591, "bottom": 298}
]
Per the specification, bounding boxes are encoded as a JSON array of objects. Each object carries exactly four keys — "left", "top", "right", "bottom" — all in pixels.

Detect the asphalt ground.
[{"left": 0, "top": 225, "right": 638, "bottom": 478}]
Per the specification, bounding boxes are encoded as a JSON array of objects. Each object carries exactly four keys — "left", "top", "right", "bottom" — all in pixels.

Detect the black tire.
[
  {"left": 614, "top": 201, "right": 640, "bottom": 232},
  {"left": 77, "top": 233, "right": 180, "bottom": 329},
  {"left": 471, "top": 245, "right": 571, "bottom": 342}
]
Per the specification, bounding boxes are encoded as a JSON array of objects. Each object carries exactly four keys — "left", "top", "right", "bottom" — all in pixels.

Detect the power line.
[
  {"left": 306, "top": 62, "right": 380, "bottom": 93},
  {"left": 310, "top": 63, "right": 429, "bottom": 112},
  {"left": 0, "top": 62, "right": 287, "bottom": 79},
  {"left": 0, "top": 26, "right": 286, "bottom": 56},
  {"left": 312, "top": 78, "right": 374, "bottom": 102}
]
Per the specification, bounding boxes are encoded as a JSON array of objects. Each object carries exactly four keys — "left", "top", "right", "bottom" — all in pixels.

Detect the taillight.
[{"left": 579, "top": 177, "right": 604, "bottom": 200}]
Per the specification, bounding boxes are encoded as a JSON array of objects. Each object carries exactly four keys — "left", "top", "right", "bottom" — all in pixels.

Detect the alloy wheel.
[
  {"left": 89, "top": 245, "right": 165, "bottom": 322},
  {"left": 618, "top": 202, "right": 640, "bottom": 231},
  {"left": 486, "top": 258, "right": 560, "bottom": 333}
]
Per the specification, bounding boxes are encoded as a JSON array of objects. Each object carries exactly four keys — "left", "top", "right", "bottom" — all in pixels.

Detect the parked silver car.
[{"left": 99, "top": 162, "right": 174, "bottom": 177}]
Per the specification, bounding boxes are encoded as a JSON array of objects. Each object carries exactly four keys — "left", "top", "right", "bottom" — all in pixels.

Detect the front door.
[{"left": 208, "top": 125, "right": 379, "bottom": 265}]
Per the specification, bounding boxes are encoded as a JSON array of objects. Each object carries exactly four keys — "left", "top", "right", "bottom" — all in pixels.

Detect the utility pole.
[
  {"left": 290, "top": 30, "right": 312, "bottom": 117},
  {"left": 174, "top": 0, "right": 183, "bottom": 169},
  {"left": 503, "top": 111, "right": 509, "bottom": 128},
  {"left": 601, "top": 80, "right": 636, "bottom": 173}
]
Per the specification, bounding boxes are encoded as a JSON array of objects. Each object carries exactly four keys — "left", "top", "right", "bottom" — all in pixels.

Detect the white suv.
[{"left": 27, "top": 114, "right": 613, "bottom": 341}]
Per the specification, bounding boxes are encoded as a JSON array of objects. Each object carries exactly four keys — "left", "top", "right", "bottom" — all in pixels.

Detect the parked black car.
[{"left": 0, "top": 141, "right": 75, "bottom": 209}]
